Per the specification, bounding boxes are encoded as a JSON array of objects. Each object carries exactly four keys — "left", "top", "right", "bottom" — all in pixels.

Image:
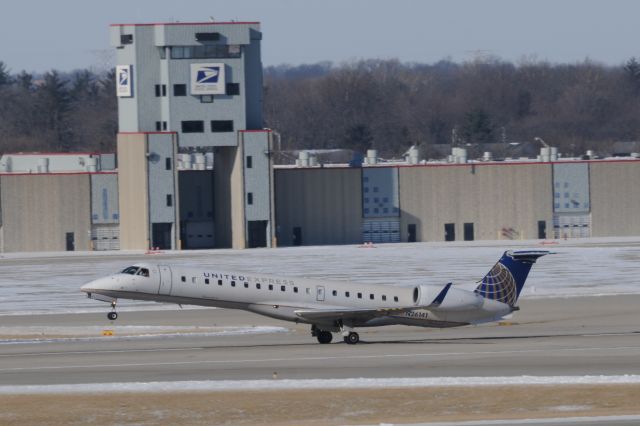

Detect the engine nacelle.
[
  {"left": 413, "top": 284, "right": 445, "bottom": 306},
  {"left": 414, "top": 284, "right": 485, "bottom": 311}
]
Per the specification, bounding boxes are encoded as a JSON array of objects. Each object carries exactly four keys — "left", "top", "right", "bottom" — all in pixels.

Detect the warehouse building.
[
  {"left": 274, "top": 156, "right": 640, "bottom": 246},
  {"left": 111, "top": 21, "right": 273, "bottom": 250},
  {"left": 0, "top": 153, "right": 118, "bottom": 252}
]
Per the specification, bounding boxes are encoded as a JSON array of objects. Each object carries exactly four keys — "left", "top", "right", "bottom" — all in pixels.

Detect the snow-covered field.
[
  {"left": 1, "top": 375, "right": 639, "bottom": 394},
  {"left": 1, "top": 237, "right": 639, "bottom": 316}
]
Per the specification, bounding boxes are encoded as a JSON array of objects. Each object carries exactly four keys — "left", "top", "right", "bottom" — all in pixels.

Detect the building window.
[
  {"left": 120, "top": 34, "right": 133, "bottom": 44},
  {"left": 246, "top": 156, "right": 252, "bottom": 168},
  {"left": 205, "top": 279, "right": 210, "bottom": 284},
  {"left": 244, "top": 282, "right": 249, "bottom": 288},
  {"left": 211, "top": 120, "right": 234, "bottom": 132},
  {"left": 165, "top": 158, "right": 172, "bottom": 170},
  {"left": 181, "top": 276, "right": 186, "bottom": 282},
  {"left": 281, "top": 285, "right": 286, "bottom": 292},
  {"left": 268, "top": 284, "right": 273, "bottom": 290},
  {"left": 166, "top": 194, "right": 173, "bottom": 207},
  {"left": 332, "top": 290, "right": 337, "bottom": 296},
  {"left": 155, "top": 84, "right": 167, "bottom": 97},
  {"left": 345, "top": 291, "right": 350, "bottom": 297},
  {"left": 155, "top": 121, "right": 162, "bottom": 131},
  {"left": 218, "top": 279, "right": 222, "bottom": 285},
  {"left": 170, "top": 45, "right": 240, "bottom": 59},
  {"left": 226, "top": 83, "right": 240, "bottom": 95},
  {"left": 247, "top": 192, "right": 253, "bottom": 205},
  {"left": 294, "top": 287, "right": 298, "bottom": 293},
  {"left": 394, "top": 296, "right": 399, "bottom": 302},
  {"left": 357, "top": 292, "right": 362, "bottom": 299},
  {"left": 370, "top": 294, "right": 374, "bottom": 300},
  {"left": 382, "top": 295, "right": 387, "bottom": 301},
  {"left": 195, "top": 32, "right": 220, "bottom": 42},
  {"left": 231, "top": 281, "right": 236, "bottom": 287},
  {"left": 200, "top": 95, "right": 214, "bottom": 103},
  {"left": 181, "top": 120, "right": 204, "bottom": 133},
  {"left": 173, "top": 84, "right": 187, "bottom": 96},
  {"left": 256, "top": 283, "right": 261, "bottom": 289}
]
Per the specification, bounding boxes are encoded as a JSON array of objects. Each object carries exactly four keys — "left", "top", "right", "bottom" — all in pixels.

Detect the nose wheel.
[{"left": 107, "top": 301, "right": 118, "bottom": 321}]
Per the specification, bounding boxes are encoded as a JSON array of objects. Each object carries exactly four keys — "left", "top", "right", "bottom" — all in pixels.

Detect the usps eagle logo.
[
  {"left": 118, "top": 68, "right": 129, "bottom": 86},
  {"left": 196, "top": 66, "right": 220, "bottom": 84}
]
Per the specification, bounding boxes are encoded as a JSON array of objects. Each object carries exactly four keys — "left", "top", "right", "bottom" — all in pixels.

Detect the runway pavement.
[{"left": 1, "top": 294, "right": 639, "bottom": 386}]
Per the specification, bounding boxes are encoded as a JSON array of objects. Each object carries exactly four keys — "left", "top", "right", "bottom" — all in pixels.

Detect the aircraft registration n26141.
[{"left": 81, "top": 250, "right": 549, "bottom": 344}]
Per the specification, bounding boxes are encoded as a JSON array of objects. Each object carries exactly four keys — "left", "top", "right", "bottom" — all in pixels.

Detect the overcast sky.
[{"left": 1, "top": 0, "right": 638, "bottom": 73}]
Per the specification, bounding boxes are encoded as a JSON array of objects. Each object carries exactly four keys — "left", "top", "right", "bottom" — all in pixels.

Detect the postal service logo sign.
[
  {"left": 116, "top": 65, "right": 133, "bottom": 97},
  {"left": 190, "top": 63, "right": 226, "bottom": 95}
]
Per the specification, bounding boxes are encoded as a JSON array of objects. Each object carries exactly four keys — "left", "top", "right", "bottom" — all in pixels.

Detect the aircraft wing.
[{"left": 294, "top": 306, "right": 411, "bottom": 322}]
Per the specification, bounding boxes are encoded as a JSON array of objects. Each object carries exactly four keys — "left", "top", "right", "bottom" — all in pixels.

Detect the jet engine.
[{"left": 414, "top": 284, "right": 485, "bottom": 311}]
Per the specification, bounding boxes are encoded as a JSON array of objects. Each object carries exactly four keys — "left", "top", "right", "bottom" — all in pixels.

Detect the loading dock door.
[
  {"left": 248, "top": 220, "right": 268, "bottom": 248},
  {"left": 152, "top": 223, "right": 172, "bottom": 250},
  {"left": 158, "top": 265, "right": 172, "bottom": 295},
  {"left": 65, "top": 233, "right": 75, "bottom": 251}
]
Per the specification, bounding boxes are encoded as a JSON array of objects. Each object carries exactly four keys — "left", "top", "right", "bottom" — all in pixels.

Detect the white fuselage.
[{"left": 81, "top": 263, "right": 513, "bottom": 330}]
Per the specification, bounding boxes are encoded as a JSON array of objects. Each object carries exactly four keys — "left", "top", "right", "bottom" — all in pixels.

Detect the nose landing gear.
[{"left": 107, "top": 301, "right": 118, "bottom": 321}]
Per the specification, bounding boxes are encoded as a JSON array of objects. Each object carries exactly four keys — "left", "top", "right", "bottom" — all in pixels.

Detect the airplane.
[{"left": 81, "top": 250, "right": 549, "bottom": 344}]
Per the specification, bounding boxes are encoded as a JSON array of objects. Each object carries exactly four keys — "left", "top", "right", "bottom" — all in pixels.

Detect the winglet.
[{"left": 430, "top": 283, "right": 452, "bottom": 307}]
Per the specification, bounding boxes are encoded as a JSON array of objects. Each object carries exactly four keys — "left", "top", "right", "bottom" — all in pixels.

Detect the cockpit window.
[
  {"left": 122, "top": 266, "right": 139, "bottom": 275},
  {"left": 136, "top": 268, "right": 150, "bottom": 278}
]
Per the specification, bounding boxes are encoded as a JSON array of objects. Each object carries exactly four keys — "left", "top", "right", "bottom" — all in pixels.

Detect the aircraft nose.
[{"left": 81, "top": 277, "right": 111, "bottom": 293}]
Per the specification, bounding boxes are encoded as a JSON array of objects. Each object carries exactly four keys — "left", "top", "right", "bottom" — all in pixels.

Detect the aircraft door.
[
  {"left": 316, "top": 286, "right": 325, "bottom": 302},
  {"left": 158, "top": 265, "right": 172, "bottom": 295}
]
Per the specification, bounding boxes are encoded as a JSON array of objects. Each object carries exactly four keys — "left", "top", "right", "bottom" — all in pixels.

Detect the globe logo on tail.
[{"left": 475, "top": 262, "right": 517, "bottom": 307}]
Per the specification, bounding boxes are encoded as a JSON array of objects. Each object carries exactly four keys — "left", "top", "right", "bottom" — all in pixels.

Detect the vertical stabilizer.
[{"left": 475, "top": 250, "right": 549, "bottom": 307}]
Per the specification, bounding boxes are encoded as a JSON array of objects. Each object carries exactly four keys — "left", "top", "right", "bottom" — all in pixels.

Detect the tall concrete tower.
[{"left": 111, "top": 21, "right": 274, "bottom": 250}]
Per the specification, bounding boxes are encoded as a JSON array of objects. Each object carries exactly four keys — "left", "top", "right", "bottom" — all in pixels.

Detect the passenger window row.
[
  {"left": 179, "top": 275, "right": 399, "bottom": 302},
  {"left": 180, "top": 275, "right": 299, "bottom": 293}
]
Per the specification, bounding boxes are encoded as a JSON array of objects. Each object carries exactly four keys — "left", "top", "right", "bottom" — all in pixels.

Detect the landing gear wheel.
[
  {"left": 107, "top": 311, "right": 118, "bottom": 321},
  {"left": 344, "top": 332, "right": 359, "bottom": 345},
  {"left": 316, "top": 330, "right": 333, "bottom": 344}
]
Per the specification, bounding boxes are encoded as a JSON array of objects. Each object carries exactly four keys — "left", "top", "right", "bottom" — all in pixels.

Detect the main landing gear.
[
  {"left": 107, "top": 300, "right": 118, "bottom": 321},
  {"left": 343, "top": 332, "right": 359, "bottom": 345},
  {"left": 311, "top": 325, "right": 333, "bottom": 344},
  {"left": 311, "top": 325, "right": 360, "bottom": 344}
]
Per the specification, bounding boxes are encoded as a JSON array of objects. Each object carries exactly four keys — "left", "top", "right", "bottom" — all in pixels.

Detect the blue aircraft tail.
[{"left": 474, "top": 250, "right": 549, "bottom": 307}]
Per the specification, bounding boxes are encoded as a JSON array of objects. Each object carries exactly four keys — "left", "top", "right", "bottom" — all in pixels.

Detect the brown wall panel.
[
  {"left": 117, "top": 134, "right": 149, "bottom": 249},
  {"left": 590, "top": 162, "right": 640, "bottom": 236},
  {"left": 399, "top": 164, "right": 554, "bottom": 242},
  {"left": 275, "top": 168, "right": 362, "bottom": 246},
  {"left": 1, "top": 174, "right": 91, "bottom": 252}
]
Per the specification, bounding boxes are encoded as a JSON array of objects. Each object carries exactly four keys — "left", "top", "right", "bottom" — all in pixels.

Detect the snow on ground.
[
  {"left": 1, "top": 237, "right": 640, "bottom": 315},
  {"left": 1, "top": 375, "right": 639, "bottom": 394}
]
